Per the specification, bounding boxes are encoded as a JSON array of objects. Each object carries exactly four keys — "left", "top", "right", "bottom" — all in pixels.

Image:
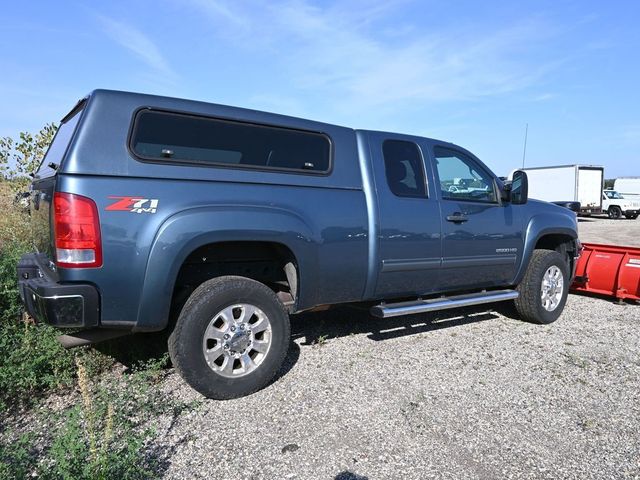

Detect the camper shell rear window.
[
  {"left": 35, "top": 102, "right": 84, "bottom": 179},
  {"left": 129, "top": 109, "right": 332, "bottom": 174}
]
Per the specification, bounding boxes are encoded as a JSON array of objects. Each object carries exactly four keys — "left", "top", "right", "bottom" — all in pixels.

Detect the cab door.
[
  {"left": 367, "top": 132, "right": 442, "bottom": 298},
  {"left": 430, "top": 144, "right": 523, "bottom": 290}
]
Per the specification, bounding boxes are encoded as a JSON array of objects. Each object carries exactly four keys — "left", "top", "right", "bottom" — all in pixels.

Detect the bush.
[
  {"left": 0, "top": 233, "right": 76, "bottom": 412},
  {"left": 0, "top": 238, "right": 29, "bottom": 319},
  {"left": 0, "top": 358, "right": 179, "bottom": 480},
  {"left": 0, "top": 176, "right": 80, "bottom": 411},
  {"left": 0, "top": 320, "right": 76, "bottom": 412},
  {"left": 37, "top": 361, "right": 155, "bottom": 480},
  {"left": 0, "top": 124, "right": 57, "bottom": 193},
  {"left": 0, "top": 127, "right": 182, "bottom": 478},
  {"left": 0, "top": 434, "right": 33, "bottom": 480}
]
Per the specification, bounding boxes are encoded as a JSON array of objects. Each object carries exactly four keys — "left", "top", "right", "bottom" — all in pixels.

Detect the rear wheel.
[
  {"left": 169, "top": 276, "right": 290, "bottom": 399},
  {"left": 608, "top": 206, "right": 622, "bottom": 219},
  {"left": 515, "top": 250, "right": 570, "bottom": 324}
]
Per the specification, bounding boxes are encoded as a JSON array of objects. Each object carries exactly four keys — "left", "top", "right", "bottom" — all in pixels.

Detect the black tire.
[
  {"left": 515, "top": 250, "right": 570, "bottom": 324},
  {"left": 168, "top": 276, "right": 290, "bottom": 399},
  {"left": 624, "top": 213, "right": 638, "bottom": 220},
  {"left": 608, "top": 206, "right": 622, "bottom": 219}
]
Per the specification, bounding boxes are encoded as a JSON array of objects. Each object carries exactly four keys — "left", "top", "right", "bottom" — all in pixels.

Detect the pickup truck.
[
  {"left": 602, "top": 190, "right": 639, "bottom": 219},
  {"left": 18, "top": 90, "right": 581, "bottom": 399}
]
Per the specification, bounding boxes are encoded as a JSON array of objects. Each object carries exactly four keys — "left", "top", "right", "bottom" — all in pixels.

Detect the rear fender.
[{"left": 134, "top": 205, "right": 317, "bottom": 331}]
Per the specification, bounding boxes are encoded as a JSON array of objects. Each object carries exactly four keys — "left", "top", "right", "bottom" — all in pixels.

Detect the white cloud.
[
  {"left": 97, "top": 15, "right": 177, "bottom": 81},
  {"left": 532, "top": 93, "right": 557, "bottom": 102},
  {"left": 187, "top": 1, "right": 563, "bottom": 109},
  {"left": 186, "top": 0, "right": 250, "bottom": 30}
]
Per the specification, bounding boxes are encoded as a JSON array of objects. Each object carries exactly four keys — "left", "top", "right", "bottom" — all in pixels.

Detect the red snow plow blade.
[{"left": 571, "top": 243, "right": 640, "bottom": 301}]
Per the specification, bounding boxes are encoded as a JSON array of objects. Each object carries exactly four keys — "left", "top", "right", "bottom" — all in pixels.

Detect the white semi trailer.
[
  {"left": 614, "top": 177, "right": 640, "bottom": 201},
  {"left": 512, "top": 165, "right": 604, "bottom": 215}
]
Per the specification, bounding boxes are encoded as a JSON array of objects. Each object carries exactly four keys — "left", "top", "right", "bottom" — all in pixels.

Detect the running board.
[{"left": 370, "top": 289, "right": 519, "bottom": 318}]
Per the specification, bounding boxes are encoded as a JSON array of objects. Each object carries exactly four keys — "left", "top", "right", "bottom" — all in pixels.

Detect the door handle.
[{"left": 446, "top": 213, "right": 468, "bottom": 223}]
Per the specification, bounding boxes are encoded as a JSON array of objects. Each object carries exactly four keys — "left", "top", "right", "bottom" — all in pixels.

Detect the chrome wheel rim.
[
  {"left": 541, "top": 266, "right": 564, "bottom": 312},
  {"left": 202, "top": 303, "right": 272, "bottom": 378}
]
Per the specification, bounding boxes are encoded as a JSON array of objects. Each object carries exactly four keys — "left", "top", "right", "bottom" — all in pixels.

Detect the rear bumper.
[
  {"left": 17, "top": 253, "right": 99, "bottom": 328},
  {"left": 579, "top": 207, "right": 602, "bottom": 215}
]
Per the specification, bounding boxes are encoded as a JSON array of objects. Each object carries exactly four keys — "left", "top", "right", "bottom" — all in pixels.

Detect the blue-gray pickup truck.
[{"left": 18, "top": 90, "right": 580, "bottom": 399}]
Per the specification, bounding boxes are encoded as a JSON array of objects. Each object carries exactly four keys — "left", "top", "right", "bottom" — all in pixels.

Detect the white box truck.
[
  {"left": 614, "top": 177, "right": 640, "bottom": 201},
  {"left": 512, "top": 165, "right": 604, "bottom": 215}
]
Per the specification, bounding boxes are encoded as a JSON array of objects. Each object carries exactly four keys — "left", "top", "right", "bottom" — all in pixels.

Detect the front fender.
[
  {"left": 134, "top": 205, "right": 318, "bottom": 331},
  {"left": 513, "top": 212, "right": 578, "bottom": 285}
]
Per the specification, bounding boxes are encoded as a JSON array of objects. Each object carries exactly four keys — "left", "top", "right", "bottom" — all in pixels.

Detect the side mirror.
[{"left": 510, "top": 170, "right": 528, "bottom": 204}]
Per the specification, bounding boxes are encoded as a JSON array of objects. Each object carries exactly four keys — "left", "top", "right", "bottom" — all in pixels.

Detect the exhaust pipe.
[{"left": 57, "top": 328, "right": 132, "bottom": 349}]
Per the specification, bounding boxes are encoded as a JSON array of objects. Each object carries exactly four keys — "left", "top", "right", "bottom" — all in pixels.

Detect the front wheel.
[
  {"left": 515, "top": 250, "right": 570, "bottom": 324},
  {"left": 608, "top": 206, "right": 622, "bottom": 219},
  {"left": 169, "top": 276, "right": 290, "bottom": 399}
]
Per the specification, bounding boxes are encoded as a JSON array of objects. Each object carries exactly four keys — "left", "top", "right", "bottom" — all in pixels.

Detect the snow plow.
[{"left": 571, "top": 243, "right": 640, "bottom": 302}]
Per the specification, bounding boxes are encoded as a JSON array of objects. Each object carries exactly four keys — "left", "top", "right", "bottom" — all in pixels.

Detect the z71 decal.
[{"left": 106, "top": 196, "right": 159, "bottom": 214}]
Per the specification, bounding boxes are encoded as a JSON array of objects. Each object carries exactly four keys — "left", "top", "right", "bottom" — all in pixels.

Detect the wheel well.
[
  {"left": 534, "top": 234, "right": 577, "bottom": 270},
  {"left": 171, "top": 241, "right": 298, "bottom": 317}
]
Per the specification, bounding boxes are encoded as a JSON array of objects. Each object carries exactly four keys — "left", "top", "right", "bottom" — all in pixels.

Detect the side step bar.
[{"left": 370, "top": 289, "right": 519, "bottom": 318}]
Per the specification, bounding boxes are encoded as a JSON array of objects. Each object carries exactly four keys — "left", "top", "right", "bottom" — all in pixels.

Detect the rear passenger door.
[
  {"left": 431, "top": 144, "right": 523, "bottom": 290},
  {"left": 368, "top": 132, "right": 442, "bottom": 298}
]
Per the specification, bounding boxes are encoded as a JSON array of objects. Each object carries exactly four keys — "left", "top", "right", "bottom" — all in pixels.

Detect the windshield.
[
  {"left": 35, "top": 105, "right": 83, "bottom": 179},
  {"left": 605, "top": 190, "right": 623, "bottom": 199}
]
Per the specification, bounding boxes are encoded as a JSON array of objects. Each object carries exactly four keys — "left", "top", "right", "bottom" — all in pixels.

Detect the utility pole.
[{"left": 521, "top": 123, "right": 528, "bottom": 169}]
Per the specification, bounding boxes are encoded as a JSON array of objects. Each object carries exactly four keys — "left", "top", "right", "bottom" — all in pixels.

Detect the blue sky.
[{"left": 1, "top": 0, "right": 639, "bottom": 177}]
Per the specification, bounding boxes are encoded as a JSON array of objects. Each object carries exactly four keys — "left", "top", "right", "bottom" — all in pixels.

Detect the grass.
[
  {"left": 0, "top": 180, "right": 187, "bottom": 479},
  {"left": 0, "top": 356, "right": 184, "bottom": 480},
  {"left": 0, "top": 434, "right": 33, "bottom": 480},
  {"left": 36, "top": 359, "right": 156, "bottom": 480},
  {"left": 0, "top": 196, "right": 78, "bottom": 411},
  {"left": 0, "top": 320, "right": 76, "bottom": 412}
]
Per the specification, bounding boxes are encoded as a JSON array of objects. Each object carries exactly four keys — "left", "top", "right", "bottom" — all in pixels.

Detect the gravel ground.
[
  {"left": 578, "top": 216, "right": 639, "bottom": 246},
  {"left": 150, "top": 293, "right": 639, "bottom": 480},
  {"left": 142, "top": 215, "right": 640, "bottom": 479}
]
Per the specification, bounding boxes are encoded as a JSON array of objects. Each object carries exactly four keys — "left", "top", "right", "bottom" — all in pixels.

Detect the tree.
[{"left": 0, "top": 123, "right": 58, "bottom": 191}]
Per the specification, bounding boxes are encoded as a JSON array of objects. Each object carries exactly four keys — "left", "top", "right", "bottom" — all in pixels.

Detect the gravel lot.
[
  {"left": 149, "top": 215, "right": 640, "bottom": 480},
  {"left": 578, "top": 215, "right": 639, "bottom": 247}
]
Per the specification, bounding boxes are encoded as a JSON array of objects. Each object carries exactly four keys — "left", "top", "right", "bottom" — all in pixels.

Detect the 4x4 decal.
[{"left": 106, "top": 196, "right": 159, "bottom": 214}]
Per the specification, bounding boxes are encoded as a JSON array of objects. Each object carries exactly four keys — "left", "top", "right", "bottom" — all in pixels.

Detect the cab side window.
[
  {"left": 434, "top": 147, "right": 497, "bottom": 203},
  {"left": 382, "top": 140, "right": 427, "bottom": 198}
]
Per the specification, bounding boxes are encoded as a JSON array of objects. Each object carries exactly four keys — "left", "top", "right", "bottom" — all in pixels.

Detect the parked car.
[
  {"left": 17, "top": 90, "right": 581, "bottom": 399},
  {"left": 603, "top": 190, "right": 639, "bottom": 219}
]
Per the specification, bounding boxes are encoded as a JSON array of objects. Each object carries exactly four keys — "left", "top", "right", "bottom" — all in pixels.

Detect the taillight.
[{"left": 53, "top": 192, "right": 102, "bottom": 268}]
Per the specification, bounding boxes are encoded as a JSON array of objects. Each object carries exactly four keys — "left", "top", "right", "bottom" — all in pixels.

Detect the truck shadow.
[
  {"left": 290, "top": 301, "right": 517, "bottom": 346},
  {"left": 272, "top": 302, "right": 520, "bottom": 385},
  {"left": 96, "top": 302, "right": 519, "bottom": 380}
]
